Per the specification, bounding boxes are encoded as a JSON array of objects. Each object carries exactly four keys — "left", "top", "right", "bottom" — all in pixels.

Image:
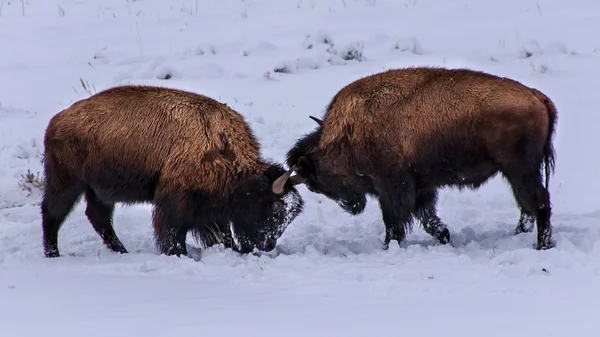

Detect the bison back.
[
  {"left": 43, "top": 85, "right": 262, "bottom": 203},
  {"left": 319, "top": 67, "right": 549, "bottom": 169}
]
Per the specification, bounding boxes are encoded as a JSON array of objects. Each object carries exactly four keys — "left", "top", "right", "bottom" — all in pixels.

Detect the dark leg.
[
  {"left": 414, "top": 190, "right": 450, "bottom": 244},
  {"left": 41, "top": 183, "right": 84, "bottom": 258},
  {"left": 152, "top": 196, "right": 189, "bottom": 256},
  {"left": 84, "top": 187, "right": 127, "bottom": 254},
  {"left": 510, "top": 188, "right": 536, "bottom": 234},
  {"left": 514, "top": 211, "right": 536, "bottom": 234},
  {"left": 503, "top": 166, "right": 553, "bottom": 250},
  {"left": 378, "top": 174, "right": 416, "bottom": 250}
]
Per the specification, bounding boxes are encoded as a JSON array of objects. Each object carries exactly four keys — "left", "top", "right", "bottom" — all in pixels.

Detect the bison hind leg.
[
  {"left": 502, "top": 164, "right": 554, "bottom": 250},
  {"left": 84, "top": 187, "right": 127, "bottom": 254},
  {"left": 414, "top": 189, "right": 450, "bottom": 245},
  {"left": 41, "top": 179, "right": 85, "bottom": 258}
]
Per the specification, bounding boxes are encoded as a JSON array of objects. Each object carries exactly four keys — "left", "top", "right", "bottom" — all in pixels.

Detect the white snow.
[{"left": 1, "top": 0, "right": 600, "bottom": 335}]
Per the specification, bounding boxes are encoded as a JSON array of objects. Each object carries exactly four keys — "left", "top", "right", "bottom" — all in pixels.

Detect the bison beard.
[
  {"left": 41, "top": 85, "right": 304, "bottom": 258},
  {"left": 286, "top": 66, "right": 557, "bottom": 251}
]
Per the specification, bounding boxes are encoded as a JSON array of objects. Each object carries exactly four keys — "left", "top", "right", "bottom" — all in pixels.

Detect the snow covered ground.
[{"left": 1, "top": 0, "right": 600, "bottom": 335}]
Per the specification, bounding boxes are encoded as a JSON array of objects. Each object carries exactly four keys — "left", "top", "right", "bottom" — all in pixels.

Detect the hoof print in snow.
[
  {"left": 195, "top": 43, "right": 217, "bottom": 56},
  {"left": 529, "top": 60, "right": 549, "bottom": 74},
  {"left": 392, "top": 37, "right": 423, "bottom": 55},
  {"left": 92, "top": 47, "right": 112, "bottom": 64},
  {"left": 157, "top": 72, "right": 172, "bottom": 80},
  {"left": 513, "top": 40, "right": 576, "bottom": 61},
  {"left": 263, "top": 71, "right": 274, "bottom": 80},
  {"left": 273, "top": 58, "right": 320, "bottom": 74},
  {"left": 518, "top": 48, "right": 534, "bottom": 59},
  {"left": 155, "top": 66, "right": 176, "bottom": 80},
  {"left": 493, "top": 39, "right": 573, "bottom": 63},
  {"left": 518, "top": 40, "right": 542, "bottom": 59},
  {"left": 545, "top": 41, "right": 577, "bottom": 55},
  {"left": 273, "top": 61, "right": 295, "bottom": 74},
  {"left": 303, "top": 30, "right": 335, "bottom": 49},
  {"left": 326, "top": 41, "right": 366, "bottom": 64}
]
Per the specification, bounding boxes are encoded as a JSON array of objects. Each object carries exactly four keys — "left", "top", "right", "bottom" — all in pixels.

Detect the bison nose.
[{"left": 264, "top": 238, "right": 277, "bottom": 251}]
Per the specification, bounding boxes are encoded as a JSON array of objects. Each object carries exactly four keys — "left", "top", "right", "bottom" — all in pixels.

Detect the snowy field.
[{"left": 1, "top": 0, "right": 600, "bottom": 335}]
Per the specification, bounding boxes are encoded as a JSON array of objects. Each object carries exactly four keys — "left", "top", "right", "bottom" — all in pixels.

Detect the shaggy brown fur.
[
  {"left": 287, "top": 66, "right": 557, "bottom": 250},
  {"left": 42, "top": 85, "right": 303, "bottom": 258}
]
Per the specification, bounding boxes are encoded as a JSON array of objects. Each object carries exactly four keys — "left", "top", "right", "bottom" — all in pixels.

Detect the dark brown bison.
[
  {"left": 286, "top": 66, "right": 557, "bottom": 250},
  {"left": 41, "top": 85, "right": 304, "bottom": 258}
]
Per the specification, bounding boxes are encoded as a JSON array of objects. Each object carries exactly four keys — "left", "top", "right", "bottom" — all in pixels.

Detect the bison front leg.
[
  {"left": 377, "top": 174, "right": 416, "bottom": 250},
  {"left": 414, "top": 190, "right": 450, "bottom": 245},
  {"left": 152, "top": 196, "right": 190, "bottom": 257},
  {"left": 514, "top": 212, "right": 536, "bottom": 235}
]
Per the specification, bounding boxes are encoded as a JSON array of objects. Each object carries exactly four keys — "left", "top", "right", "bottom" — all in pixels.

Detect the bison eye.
[{"left": 273, "top": 201, "right": 284, "bottom": 213}]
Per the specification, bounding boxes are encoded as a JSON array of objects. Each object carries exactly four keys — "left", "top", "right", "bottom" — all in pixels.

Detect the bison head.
[
  {"left": 285, "top": 116, "right": 368, "bottom": 216},
  {"left": 229, "top": 163, "right": 304, "bottom": 254}
]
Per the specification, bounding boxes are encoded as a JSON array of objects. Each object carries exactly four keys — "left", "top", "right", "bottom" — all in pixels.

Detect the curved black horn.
[{"left": 309, "top": 116, "right": 324, "bottom": 126}]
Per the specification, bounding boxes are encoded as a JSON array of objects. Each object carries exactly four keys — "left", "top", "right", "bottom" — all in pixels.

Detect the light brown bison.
[
  {"left": 41, "top": 85, "right": 304, "bottom": 258},
  {"left": 286, "top": 66, "right": 557, "bottom": 250}
]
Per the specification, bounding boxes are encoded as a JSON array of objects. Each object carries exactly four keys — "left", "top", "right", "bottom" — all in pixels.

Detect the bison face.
[
  {"left": 286, "top": 124, "right": 367, "bottom": 216},
  {"left": 230, "top": 164, "right": 304, "bottom": 254},
  {"left": 293, "top": 155, "right": 367, "bottom": 216}
]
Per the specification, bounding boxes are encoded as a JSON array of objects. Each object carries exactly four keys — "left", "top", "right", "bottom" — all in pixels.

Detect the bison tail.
[{"left": 535, "top": 89, "right": 558, "bottom": 191}]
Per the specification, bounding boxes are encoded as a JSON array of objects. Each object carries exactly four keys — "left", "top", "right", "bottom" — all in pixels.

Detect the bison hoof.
[
  {"left": 114, "top": 247, "right": 128, "bottom": 254},
  {"left": 436, "top": 228, "right": 451, "bottom": 245},
  {"left": 109, "top": 244, "right": 128, "bottom": 255},
  {"left": 514, "top": 224, "right": 534, "bottom": 235},
  {"left": 44, "top": 248, "right": 60, "bottom": 258},
  {"left": 536, "top": 240, "right": 555, "bottom": 250},
  {"left": 167, "top": 248, "right": 187, "bottom": 257}
]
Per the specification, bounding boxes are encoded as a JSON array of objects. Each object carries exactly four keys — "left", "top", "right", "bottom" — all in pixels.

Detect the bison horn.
[
  {"left": 272, "top": 165, "right": 297, "bottom": 195},
  {"left": 309, "top": 116, "right": 324, "bottom": 126}
]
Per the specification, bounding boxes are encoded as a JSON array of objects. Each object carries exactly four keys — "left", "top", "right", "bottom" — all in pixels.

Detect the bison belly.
[
  {"left": 81, "top": 159, "right": 160, "bottom": 204},
  {"left": 412, "top": 146, "right": 499, "bottom": 190}
]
